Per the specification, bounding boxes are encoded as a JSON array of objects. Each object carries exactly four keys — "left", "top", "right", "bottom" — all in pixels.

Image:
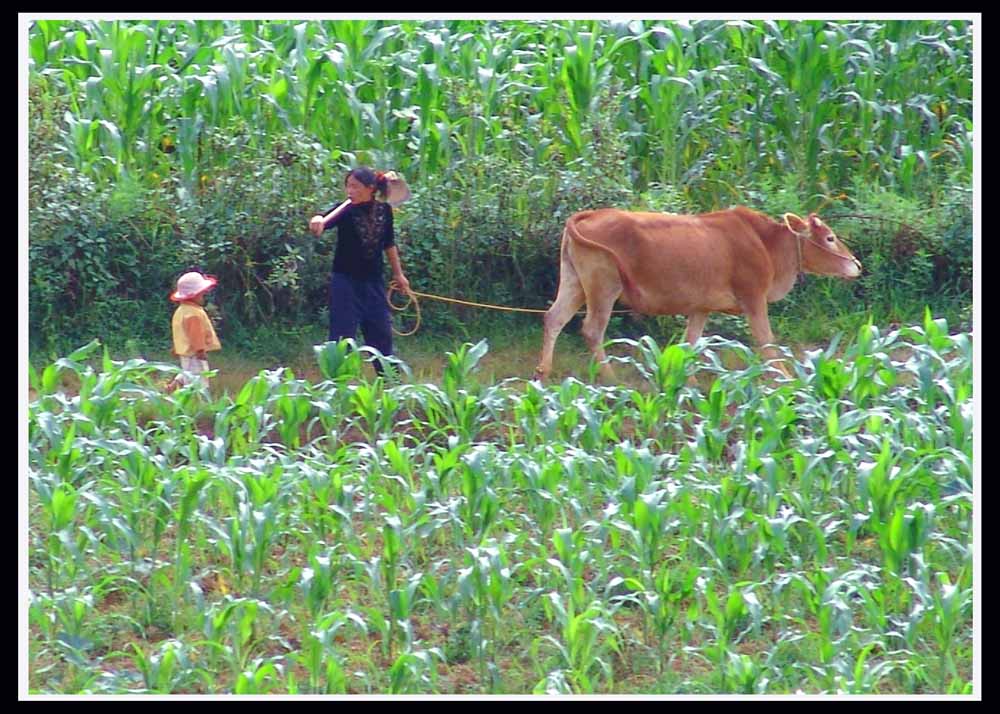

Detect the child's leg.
[
  {"left": 168, "top": 357, "right": 189, "bottom": 390},
  {"left": 170, "top": 355, "right": 210, "bottom": 390}
]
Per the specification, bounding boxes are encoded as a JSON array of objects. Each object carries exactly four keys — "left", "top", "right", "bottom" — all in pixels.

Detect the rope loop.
[{"left": 386, "top": 281, "right": 421, "bottom": 336}]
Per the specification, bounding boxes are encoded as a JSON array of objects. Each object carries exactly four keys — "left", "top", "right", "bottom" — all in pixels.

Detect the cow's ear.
[{"left": 784, "top": 213, "right": 809, "bottom": 235}]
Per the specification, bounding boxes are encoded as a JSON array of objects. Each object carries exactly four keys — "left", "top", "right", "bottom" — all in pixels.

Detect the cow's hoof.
[{"left": 763, "top": 362, "right": 793, "bottom": 381}]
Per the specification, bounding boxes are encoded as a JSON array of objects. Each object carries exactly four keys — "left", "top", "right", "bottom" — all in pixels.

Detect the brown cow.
[{"left": 534, "top": 206, "right": 862, "bottom": 382}]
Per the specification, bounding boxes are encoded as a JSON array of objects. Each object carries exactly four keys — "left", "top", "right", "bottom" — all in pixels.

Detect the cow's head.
[{"left": 783, "top": 213, "right": 862, "bottom": 279}]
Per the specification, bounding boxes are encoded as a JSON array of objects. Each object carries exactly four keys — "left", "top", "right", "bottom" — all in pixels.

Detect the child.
[{"left": 166, "top": 271, "right": 221, "bottom": 393}]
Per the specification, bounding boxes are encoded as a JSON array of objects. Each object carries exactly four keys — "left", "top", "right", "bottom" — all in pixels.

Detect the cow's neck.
[{"left": 758, "top": 219, "right": 801, "bottom": 302}]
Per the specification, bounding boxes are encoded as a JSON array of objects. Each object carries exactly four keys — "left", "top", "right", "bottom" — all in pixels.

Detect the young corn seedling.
[
  {"left": 314, "top": 338, "right": 365, "bottom": 382},
  {"left": 222, "top": 371, "right": 274, "bottom": 455},
  {"left": 299, "top": 546, "right": 336, "bottom": 618},
  {"left": 246, "top": 499, "right": 283, "bottom": 597},
  {"left": 442, "top": 339, "right": 488, "bottom": 402},
  {"left": 233, "top": 658, "right": 284, "bottom": 694},
  {"left": 50, "top": 587, "right": 95, "bottom": 659},
  {"left": 928, "top": 571, "right": 973, "bottom": 691},
  {"left": 696, "top": 580, "right": 753, "bottom": 691},
  {"left": 535, "top": 591, "right": 621, "bottom": 694},
  {"left": 514, "top": 457, "right": 562, "bottom": 535},
  {"left": 388, "top": 647, "right": 445, "bottom": 694},
  {"left": 628, "top": 336, "right": 696, "bottom": 405},
  {"left": 381, "top": 437, "right": 417, "bottom": 496},
  {"left": 725, "top": 651, "right": 771, "bottom": 694},
  {"left": 387, "top": 572, "right": 424, "bottom": 655},
  {"left": 459, "top": 445, "right": 500, "bottom": 546},
  {"left": 550, "top": 378, "right": 610, "bottom": 451},
  {"left": 750, "top": 504, "right": 808, "bottom": 570},
  {"left": 348, "top": 379, "right": 400, "bottom": 442},
  {"left": 692, "top": 378, "right": 732, "bottom": 462},
  {"left": 841, "top": 320, "right": 899, "bottom": 408},
  {"left": 355, "top": 514, "right": 408, "bottom": 660},
  {"left": 826, "top": 642, "right": 903, "bottom": 694},
  {"left": 620, "top": 562, "right": 697, "bottom": 673},
  {"left": 272, "top": 388, "right": 312, "bottom": 449},
  {"left": 172, "top": 466, "right": 210, "bottom": 618},
  {"left": 296, "top": 462, "right": 337, "bottom": 543},
  {"left": 35, "top": 413, "right": 90, "bottom": 487},
  {"left": 512, "top": 380, "right": 560, "bottom": 449},
  {"left": 456, "top": 542, "right": 516, "bottom": 691},
  {"left": 398, "top": 383, "right": 445, "bottom": 443},
  {"left": 692, "top": 478, "right": 753, "bottom": 574},
  {"left": 813, "top": 577, "right": 857, "bottom": 669},
  {"left": 31, "top": 475, "right": 80, "bottom": 596},
  {"left": 423, "top": 380, "right": 503, "bottom": 445},
  {"left": 96, "top": 441, "right": 170, "bottom": 570},
  {"left": 197, "top": 596, "right": 273, "bottom": 688},
  {"left": 295, "top": 610, "right": 367, "bottom": 694},
  {"left": 857, "top": 436, "right": 906, "bottom": 534},
  {"left": 129, "top": 639, "right": 210, "bottom": 694},
  {"left": 877, "top": 502, "right": 935, "bottom": 581}
]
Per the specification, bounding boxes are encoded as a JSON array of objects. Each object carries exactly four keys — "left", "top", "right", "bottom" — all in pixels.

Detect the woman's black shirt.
[{"left": 321, "top": 200, "right": 395, "bottom": 281}]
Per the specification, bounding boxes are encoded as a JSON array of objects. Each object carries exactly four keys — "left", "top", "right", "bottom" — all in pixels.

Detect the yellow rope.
[
  {"left": 386, "top": 281, "right": 631, "bottom": 336},
  {"left": 386, "top": 281, "right": 422, "bottom": 336}
]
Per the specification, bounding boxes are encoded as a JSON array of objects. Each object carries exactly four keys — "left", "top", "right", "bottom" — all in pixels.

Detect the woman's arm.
[
  {"left": 382, "top": 205, "right": 410, "bottom": 294},
  {"left": 309, "top": 214, "right": 326, "bottom": 236},
  {"left": 310, "top": 200, "right": 351, "bottom": 237},
  {"left": 385, "top": 245, "right": 411, "bottom": 295}
]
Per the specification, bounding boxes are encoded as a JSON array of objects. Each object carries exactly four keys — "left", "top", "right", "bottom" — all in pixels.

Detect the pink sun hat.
[{"left": 170, "top": 271, "right": 218, "bottom": 302}]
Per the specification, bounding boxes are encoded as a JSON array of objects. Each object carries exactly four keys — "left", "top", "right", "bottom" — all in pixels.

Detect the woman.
[{"left": 309, "top": 167, "right": 411, "bottom": 374}]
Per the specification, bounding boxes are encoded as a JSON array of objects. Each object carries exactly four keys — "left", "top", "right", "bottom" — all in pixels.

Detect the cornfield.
[
  {"left": 29, "top": 19, "right": 973, "bottom": 200},
  {"left": 27, "top": 313, "right": 974, "bottom": 694}
]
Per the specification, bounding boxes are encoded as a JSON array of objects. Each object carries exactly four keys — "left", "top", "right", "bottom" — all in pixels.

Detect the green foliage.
[
  {"left": 28, "top": 19, "right": 972, "bottom": 360},
  {"left": 27, "top": 323, "right": 974, "bottom": 694},
  {"left": 28, "top": 19, "right": 972, "bottom": 192}
]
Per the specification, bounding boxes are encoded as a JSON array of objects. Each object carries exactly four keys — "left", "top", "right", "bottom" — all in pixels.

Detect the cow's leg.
[
  {"left": 685, "top": 311, "right": 709, "bottom": 346},
  {"left": 744, "top": 299, "right": 791, "bottom": 378},
  {"left": 580, "top": 285, "right": 620, "bottom": 382},
  {"left": 535, "top": 263, "right": 585, "bottom": 382},
  {"left": 684, "top": 311, "right": 710, "bottom": 387}
]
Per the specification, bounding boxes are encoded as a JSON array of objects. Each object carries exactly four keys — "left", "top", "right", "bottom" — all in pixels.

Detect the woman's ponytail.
[{"left": 375, "top": 171, "right": 389, "bottom": 199}]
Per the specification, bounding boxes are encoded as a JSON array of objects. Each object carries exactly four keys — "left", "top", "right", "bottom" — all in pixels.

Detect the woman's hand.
[
  {"left": 309, "top": 214, "right": 326, "bottom": 237},
  {"left": 393, "top": 272, "right": 412, "bottom": 296}
]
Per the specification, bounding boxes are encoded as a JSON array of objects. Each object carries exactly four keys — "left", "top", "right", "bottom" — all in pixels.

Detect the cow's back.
[{"left": 566, "top": 208, "right": 775, "bottom": 314}]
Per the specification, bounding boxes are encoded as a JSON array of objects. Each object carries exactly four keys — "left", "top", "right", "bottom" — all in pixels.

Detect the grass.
[
  {"left": 30, "top": 328, "right": 922, "bottom": 411},
  {"left": 83, "top": 310, "right": 899, "bottom": 400}
]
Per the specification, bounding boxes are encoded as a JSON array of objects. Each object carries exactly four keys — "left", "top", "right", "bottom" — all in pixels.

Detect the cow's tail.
[{"left": 565, "top": 212, "right": 643, "bottom": 310}]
